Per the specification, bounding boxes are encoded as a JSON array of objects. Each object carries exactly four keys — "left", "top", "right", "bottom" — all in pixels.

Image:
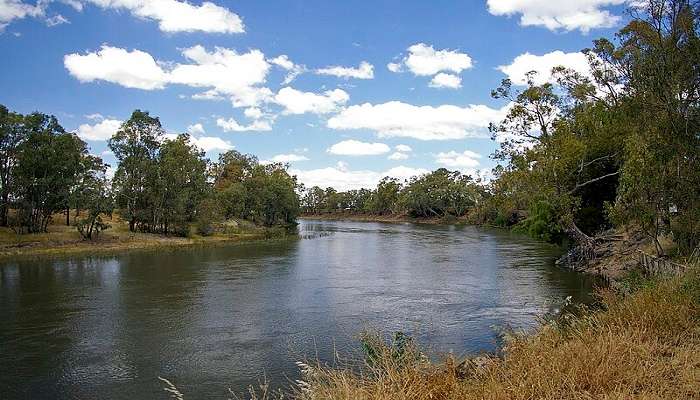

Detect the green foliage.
[
  {"left": 300, "top": 170, "right": 485, "bottom": 219},
  {"left": 213, "top": 151, "right": 300, "bottom": 227},
  {"left": 75, "top": 161, "right": 114, "bottom": 240},
  {"left": 12, "top": 113, "right": 93, "bottom": 233},
  {"left": 513, "top": 201, "right": 563, "bottom": 243}
]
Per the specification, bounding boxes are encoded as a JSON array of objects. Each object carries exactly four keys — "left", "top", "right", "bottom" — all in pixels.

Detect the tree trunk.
[
  {"left": 66, "top": 208, "right": 70, "bottom": 226},
  {"left": 561, "top": 217, "right": 596, "bottom": 260}
]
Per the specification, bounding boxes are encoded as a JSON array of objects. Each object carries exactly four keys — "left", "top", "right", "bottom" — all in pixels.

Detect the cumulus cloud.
[
  {"left": 290, "top": 165, "right": 429, "bottom": 191},
  {"left": 395, "top": 144, "right": 412, "bottom": 152},
  {"left": 388, "top": 152, "right": 409, "bottom": 161},
  {"left": 387, "top": 62, "right": 402, "bottom": 73},
  {"left": 168, "top": 45, "right": 271, "bottom": 107},
  {"left": 187, "top": 123, "right": 205, "bottom": 135},
  {"left": 65, "top": 45, "right": 273, "bottom": 107},
  {"left": 274, "top": 87, "right": 349, "bottom": 115},
  {"left": 435, "top": 150, "right": 482, "bottom": 168},
  {"left": 316, "top": 61, "right": 374, "bottom": 79},
  {"left": 188, "top": 135, "right": 233, "bottom": 152},
  {"left": 191, "top": 89, "right": 225, "bottom": 101},
  {"left": 327, "top": 101, "right": 509, "bottom": 141},
  {"left": 269, "top": 55, "right": 306, "bottom": 84},
  {"left": 243, "top": 107, "right": 263, "bottom": 120},
  {"left": 267, "top": 153, "right": 309, "bottom": 163},
  {"left": 76, "top": 118, "right": 122, "bottom": 141},
  {"left": 429, "top": 73, "right": 462, "bottom": 89},
  {"left": 216, "top": 117, "right": 272, "bottom": 132},
  {"left": 498, "top": 50, "right": 591, "bottom": 85},
  {"left": 327, "top": 140, "right": 390, "bottom": 156},
  {"left": 64, "top": 45, "right": 169, "bottom": 90},
  {"left": 486, "top": 0, "right": 629, "bottom": 32},
  {"left": 85, "top": 0, "right": 244, "bottom": 33},
  {"left": 391, "top": 43, "right": 473, "bottom": 76},
  {"left": 0, "top": 0, "right": 44, "bottom": 31},
  {"left": 164, "top": 132, "right": 234, "bottom": 152}
]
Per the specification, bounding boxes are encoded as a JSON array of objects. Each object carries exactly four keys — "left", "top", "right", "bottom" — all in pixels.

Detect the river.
[{"left": 0, "top": 219, "right": 598, "bottom": 399}]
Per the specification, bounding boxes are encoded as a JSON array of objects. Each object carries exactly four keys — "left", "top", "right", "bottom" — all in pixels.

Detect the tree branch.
[{"left": 569, "top": 170, "right": 621, "bottom": 194}]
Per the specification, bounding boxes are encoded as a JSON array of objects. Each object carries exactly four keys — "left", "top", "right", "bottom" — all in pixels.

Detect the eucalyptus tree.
[
  {"left": 108, "top": 110, "right": 163, "bottom": 232},
  {"left": 157, "top": 134, "right": 208, "bottom": 235},
  {"left": 0, "top": 105, "right": 24, "bottom": 226},
  {"left": 13, "top": 113, "right": 90, "bottom": 232}
]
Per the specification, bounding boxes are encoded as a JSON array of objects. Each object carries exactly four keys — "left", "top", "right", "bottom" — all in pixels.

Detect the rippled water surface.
[{"left": 0, "top": 219, "right": 597, "bottom": 399}]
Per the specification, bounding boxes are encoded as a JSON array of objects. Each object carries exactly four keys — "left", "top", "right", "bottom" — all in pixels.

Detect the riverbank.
[
  {"left": 301, "top": 213, "right": 464, "bottom": 225},
  {"left": 0, "top": 217, "right": 291, "bottom": 261},
  {"left": 278, "top": 267, "right": 700, "bottom": 400}
]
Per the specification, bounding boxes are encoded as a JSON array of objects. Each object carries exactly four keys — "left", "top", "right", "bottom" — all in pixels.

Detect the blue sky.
[{"left": 0, "top": 0, "right": 631, "bottom": 190}]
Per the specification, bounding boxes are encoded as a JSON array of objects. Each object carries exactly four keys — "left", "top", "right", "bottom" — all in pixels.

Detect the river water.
[{"left": 0, "top": 219, "right": 598, "bottom": 399}]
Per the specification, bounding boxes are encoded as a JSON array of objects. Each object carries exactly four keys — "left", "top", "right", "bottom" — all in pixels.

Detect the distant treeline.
[
  {"left": 301, "top": 170, "right": 485, "bottom": 219},
  {"left": 305, "top": 1, "right": 700, "bottom": 255},
  {"left": 0, "top": 108, "right": 299, "bottom": 238}
]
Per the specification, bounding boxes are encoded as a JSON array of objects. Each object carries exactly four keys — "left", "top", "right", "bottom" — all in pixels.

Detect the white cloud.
[
  {"left": 85, "top": 113, "right": 104, "bottom": 120},
  {"left": 187, "top": 123, "right": 205, "bottom": 135},
  {"left": 429, "top": 73, "right": 462, "bottom": 89},
  {"left": 61, "top": 0, "right": 83, "bottom": 11},
  {"left": 391, "top": 43, "right": 473, "bottom": 76},
  {"left": 244, "top": 107, "right": 263, "bottom": 120},
  {"left": 0, "top": 0, "right": 44, "bottom": 31},
  {"left": 395, "top": 144, "right": 412, "bottom": 152},
  {"left": 216, "top": 117, "right": 272, "bottom": 132},
  {"left": 164, "top": 132, "right": 234, "bottom": 152},
  {"left": 269, "top": 55, "right": 305, "bottom": 84},
  {"left": 387, "top": 62, "right": 402, "bottom": 73},
  {"left": 45, "top": 14, "right": 69, "bottom": 26},
  {"left": 189, "top": 136, "right": 233, "bottom": 152},
  {"left": 85, "top": 0, "right": 244, "bottom": 33},
  {"left": 76, "top": 118, "right": 122, "bottom": 141},
  {"left": 327, "top": 140, "right": 390, "bottom": 156},
  {"left": 388, "top": 152, "right": 409, "bottom": 161},
  {"left": 64, "top": 45, "right": 169, "bottom": 90},
  {"left": 65, "top": 45, "right": 273, "bottom": 108},
  {"left": 328, "top": 101, "right": 509, "bottom": 141},
  {"left": 498, "top": 50, "right": 591, "bottom": 85},
  {"left": 291, "top": 165, "right": 428, "bottom": 191},
  {"left": 316, "top": 61, "right": 374, "bottom": 79},
  {"left": 168, "top": 45, "right": 271, "bottom": 107},
  {"left": 274, "top": 87, "right": 349, "bottom": 115},
  {"left": 435, "top": 150, "right": 482, "bottom": 168},
  {"left": 486, "top": 0, "right": 628, "bottom": 32},
  {"left": 268, "top": 153, "right": 309, "bottom": 163},
  {"left": 192, "top": 89, "right": 225, "bottom": 101}
]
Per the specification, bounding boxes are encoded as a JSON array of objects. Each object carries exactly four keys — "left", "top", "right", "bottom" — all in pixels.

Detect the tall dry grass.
[{"left": 290, "top": 270, "right": 700, "bottom": 400}]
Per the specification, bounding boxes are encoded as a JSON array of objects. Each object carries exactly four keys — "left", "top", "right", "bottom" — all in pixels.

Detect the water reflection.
[{"left": 0, "top": 220, "right": 598, "bottom": 399}]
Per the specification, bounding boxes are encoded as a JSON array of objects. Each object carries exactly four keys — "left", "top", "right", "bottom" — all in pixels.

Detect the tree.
[
  {"left": 368, "top": 177, "right": 402, "bottom": 215},
  {"left": 76, "top": 164, "right": 113, "bottom": 240},
  {"left": 605, "top": 0, "right": 700, "bottom": 254},
  {"left": 157, "top": 134, "right": 208, "bottom": 235},
  {"left": 109, "top": 110, "right": 163, "bottom": 232},
  {"left": 0, "top": 105, "right": 24, "bottom": 226},
  {"left": 13, "top": 113, "right": 89, "bottom": 233}
]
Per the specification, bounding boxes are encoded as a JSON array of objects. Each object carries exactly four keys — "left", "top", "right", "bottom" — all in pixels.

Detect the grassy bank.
[
  {"left": 0, "top": 215, "right": 292, "bottom": 261},
  {"left": 279, "top": 269, "right": 699, "bottom": 400}
]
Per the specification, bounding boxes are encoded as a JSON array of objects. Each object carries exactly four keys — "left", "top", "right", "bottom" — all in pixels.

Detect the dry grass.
[
  {"left": 0, "top": 213, "right": 283, "bottom": 260},
  {"left": 286, "top": 270, "right": 700, "bottom": 400}
]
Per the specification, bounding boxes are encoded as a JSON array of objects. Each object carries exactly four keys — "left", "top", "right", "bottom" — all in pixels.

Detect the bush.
[
  {"left": 77, "top": 214, "right": 111, "bottom": 240},
  {"left": 514, "top": 201, "right": 563, "bottom": 243}
]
